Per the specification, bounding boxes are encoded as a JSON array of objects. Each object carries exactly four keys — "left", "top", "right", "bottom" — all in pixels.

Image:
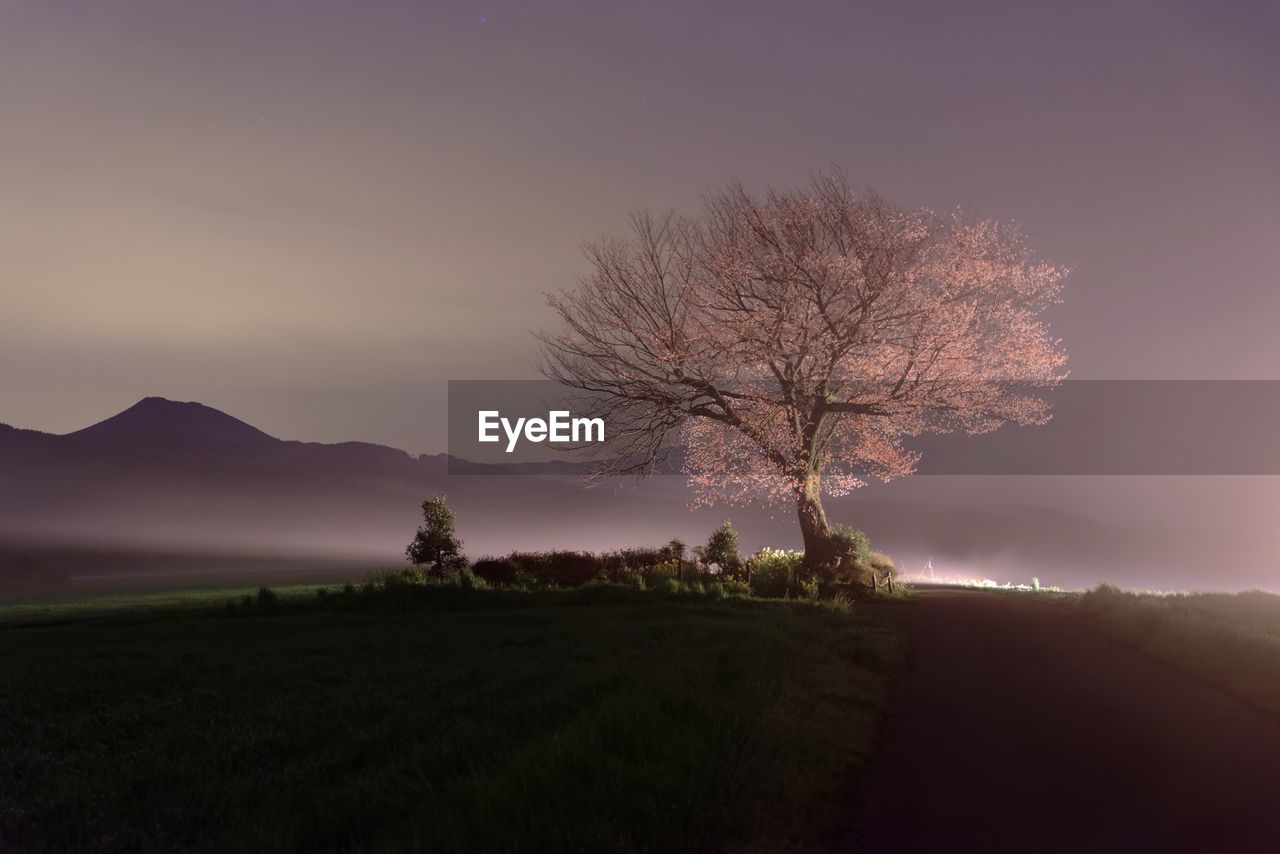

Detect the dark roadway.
[{"left": 843, "top": 589, "right": 1280, "bottom": 853}]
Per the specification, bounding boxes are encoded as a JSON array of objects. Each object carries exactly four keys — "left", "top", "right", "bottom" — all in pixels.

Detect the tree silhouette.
[
  {"left": 540, "top": 173, "right": 1066, "bottom": 568},
  {"left": 405, "top": 496, "right": 465, "bottom": 575}
]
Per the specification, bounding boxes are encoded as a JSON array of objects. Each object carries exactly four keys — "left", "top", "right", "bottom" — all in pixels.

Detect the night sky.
[
  {"left": 2, "top": 2, "right": 1279, "bottom": 586},
  {"left": 3, "top": 1, "right": 1278, "bottom": 448}
]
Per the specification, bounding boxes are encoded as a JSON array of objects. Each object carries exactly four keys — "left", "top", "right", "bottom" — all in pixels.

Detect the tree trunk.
[{"left": 796, "top": 471, "right": 839, "bottom": 570}]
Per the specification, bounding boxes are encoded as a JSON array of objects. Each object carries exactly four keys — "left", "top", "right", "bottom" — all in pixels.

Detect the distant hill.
[
  {"left": 69, "top": 396, "right": 280, "bottom": 449},
  {"left": 0, "top": 397, "right": 582, "bottom": 542}
]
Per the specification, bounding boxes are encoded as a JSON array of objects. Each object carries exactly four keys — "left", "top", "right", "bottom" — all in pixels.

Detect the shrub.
[
  {"left": 471, "top": 557, "right": 520, "bottom": 586},
  {"left": 799, "top": 576, "right": 820, "bottom": 601},
  {"left": 600, "top": 547, "right": 667, "bottom": 582},
  {"left": 850, "top": 561, "right": 879, "bottom": 590},
  {"left": 504, "top": 551, "right": 604, "bottom": 587},
  {"left": 721, "top": 577, "right": 751, "bottom": 598},
  {"left": 457, "top": 568, "right": 488, "bottom": 592},
  {"left": 545, "top": 551, "right": 604, "bottom": 586},
  {"left": 746, "top": 548, "right": 803, "bottom": 598},
  {"left": 254, "top": 587, "right": 279, "bottom": 608},
  {"left": 377, "top": 567, "right": 428, "bottom": 587},
  {"left": 645, "top": 558, "right": 682, "bottom": 586},
  {"left": 683, "top": 566, "right": 715, "bottom": 586},
  {"left": 702, "top": 521, "right": 742, "bottom": 574},
  {"left": 626, "top": 573, "right": 647, "bottom": 591},
  {"left": 866, "top": 551, "right": 898, "bottom": 577},
  {"left": 662, "top": 539, "right": 701, "bottom": 581},
  {"left": 831, "top": 525, "right": 871, "bottom": 564},
  {"left": 801, "top": 537, "right": 889, "bottom": 594}
]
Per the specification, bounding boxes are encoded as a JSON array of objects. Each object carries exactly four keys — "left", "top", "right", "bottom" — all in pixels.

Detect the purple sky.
[
  {"left": 2, "top": 1, "right": 1278, "bottom": 451},
  {"left": 2, "top": 2, "right": 1279, "bottom": 588}
]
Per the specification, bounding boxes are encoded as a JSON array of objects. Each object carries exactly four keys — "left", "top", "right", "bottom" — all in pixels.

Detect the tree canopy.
[{"left": 540, "top": 173, "right": 1066, "bottom": 566}]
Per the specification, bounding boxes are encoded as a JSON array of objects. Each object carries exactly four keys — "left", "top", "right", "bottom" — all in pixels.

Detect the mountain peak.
[{"left": 68, "top": 397, "right": 280, "bottom": 449}]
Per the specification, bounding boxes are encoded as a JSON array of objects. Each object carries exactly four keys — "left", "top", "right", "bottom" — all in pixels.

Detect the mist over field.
[{"left": 3, "top": 396, "right": 1276, "bottom": 597}]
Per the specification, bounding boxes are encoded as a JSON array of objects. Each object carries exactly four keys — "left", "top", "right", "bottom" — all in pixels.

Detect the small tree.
[
  {"left": 405, "top": 496, "right": 466, "bottom": 576},
  {"left": 703, "top": 521, "right": 741, "bottom": 574}
]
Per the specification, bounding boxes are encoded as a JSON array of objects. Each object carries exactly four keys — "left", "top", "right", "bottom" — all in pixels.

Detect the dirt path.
[{"left": 843, "top": 589, "right": 1280, "bottom": 853}]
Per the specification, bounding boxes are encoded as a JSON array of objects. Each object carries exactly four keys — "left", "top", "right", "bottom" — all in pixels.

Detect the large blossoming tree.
[{"left": 540, "top": 173, "right": 1066, "bottom": 568}]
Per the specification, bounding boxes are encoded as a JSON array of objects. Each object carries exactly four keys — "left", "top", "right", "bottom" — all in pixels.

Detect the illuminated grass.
[
  {"left": 936, "top": 577, "right": 1068, "bottom": 593},
  {"left": 1079, "top": 585, "right": 1280, "bottom": 715},
  {"left": 0, "top": 586, "right": 899, "bottom": 853}
]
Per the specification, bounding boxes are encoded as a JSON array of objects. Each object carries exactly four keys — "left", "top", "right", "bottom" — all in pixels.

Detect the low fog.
[{"left": 2, "top": 397, "right": 1276, "bottom": 598}]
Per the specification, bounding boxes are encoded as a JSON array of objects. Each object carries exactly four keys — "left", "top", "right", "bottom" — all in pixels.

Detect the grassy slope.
[
  {"left": 1078, "top": 586, "right": 1280, "bottom": 716},
  {"left": 0, "top": 586, "right": 900, "bottom": 853}
]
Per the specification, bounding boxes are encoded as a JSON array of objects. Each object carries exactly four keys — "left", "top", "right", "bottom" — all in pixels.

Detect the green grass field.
[
  {"left": 1078, "top": 585, "right": 1280, "bottom": 716},
  {"left": 0, "top": 583, "right": 339, "bottom": 625},
  {"left": 0, "top": 583, "right": 900, "bottom": 853}
]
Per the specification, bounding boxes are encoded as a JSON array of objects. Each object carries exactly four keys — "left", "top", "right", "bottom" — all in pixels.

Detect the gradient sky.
[{"left": 2, "top": 0, "right": 1279, "bottom": 453}]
